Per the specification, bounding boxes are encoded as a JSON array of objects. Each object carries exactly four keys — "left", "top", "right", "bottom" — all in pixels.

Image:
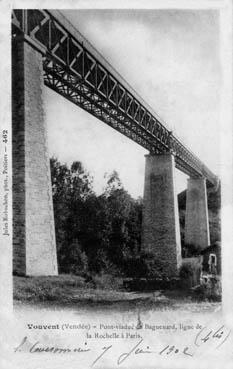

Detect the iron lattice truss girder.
[{"left": 12, "top": 9, "right": 218, "bottom": 186}]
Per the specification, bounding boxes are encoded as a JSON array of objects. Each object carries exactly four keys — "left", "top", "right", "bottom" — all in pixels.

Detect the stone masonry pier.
[
  {"left": 185, "top": 177, "right": 210, "bottom": 250},
  {"left": 12, "top": 38, "right": 58, "bottom": 276},
  {"left": 141, "top": 153, "right": 182, "bottom": 277}
]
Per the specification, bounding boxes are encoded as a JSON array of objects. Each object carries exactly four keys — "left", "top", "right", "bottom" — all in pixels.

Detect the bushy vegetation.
[
  {"left": 179, "top": 258, "right": 202, "bottom": 288},
  {"left": 182, "top": 243, "right": 202, "bottom": 258},
  {"left": 191, "top": 278, "right": 222, "bottom": 302},
  {"left": 50, "top": 157, "right": 143, "bottom": 278}
]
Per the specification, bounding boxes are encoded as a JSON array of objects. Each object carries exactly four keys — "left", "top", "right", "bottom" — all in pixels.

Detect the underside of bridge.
[{"left": 12, "top": 9, "right": 218, "bottom": 277}]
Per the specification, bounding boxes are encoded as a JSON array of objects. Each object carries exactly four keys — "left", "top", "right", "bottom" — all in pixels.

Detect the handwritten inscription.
[
  {"left": 14, "top": 324, "right": 231, "bottom": 367},
  {"left": 194, "top": 325, "right": 231, "bottom": 349},
  {"left": 15, "top": 336, "right": 90, "bottom": 354}
]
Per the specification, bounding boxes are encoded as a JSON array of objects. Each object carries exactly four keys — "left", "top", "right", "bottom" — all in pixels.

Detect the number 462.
[{"left": 2, "top": 130, "right": 8, "bottom": 143}]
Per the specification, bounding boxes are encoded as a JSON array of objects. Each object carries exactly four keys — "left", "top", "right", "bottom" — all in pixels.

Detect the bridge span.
[{"left": 12, "top": 9, "right": 218, "bottom": 277}]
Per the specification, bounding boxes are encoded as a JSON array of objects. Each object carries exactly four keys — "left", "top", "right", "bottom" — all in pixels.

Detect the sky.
[{"left": 45, "top": 9, "right": 221, "bottom": 198}]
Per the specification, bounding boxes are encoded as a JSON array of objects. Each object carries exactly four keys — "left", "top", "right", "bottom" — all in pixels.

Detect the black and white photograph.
[{"left": 1, "top": 1, "right": 233, "bottom": 368}]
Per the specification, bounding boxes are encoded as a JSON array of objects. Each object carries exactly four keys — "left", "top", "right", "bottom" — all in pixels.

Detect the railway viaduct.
[{"left": 12, "top": 9, "right": 218, "bottom": 276}]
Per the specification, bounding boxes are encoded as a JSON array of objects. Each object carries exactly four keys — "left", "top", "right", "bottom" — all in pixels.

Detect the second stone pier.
[
  {"left": 141, "top": 153, "right": 182, "bottom": 277},
  {"left": 185, "top": 177, "right": 210, "bottom": 250}
]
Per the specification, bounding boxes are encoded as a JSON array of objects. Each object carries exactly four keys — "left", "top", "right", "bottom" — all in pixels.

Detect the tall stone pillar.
[
  {"left": 12, "top": 38, "right": 58, "bottom": 276},
  {"left": 185, "top": 177, "right": 210, "bottom": 250},
  {"left": 141, "top": 153, "right": 181, "bottom": 277}
]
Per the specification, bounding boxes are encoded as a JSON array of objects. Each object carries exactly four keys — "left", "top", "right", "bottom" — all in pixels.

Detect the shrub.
[
  {"left": 88, "top": 249, "right": 116, "bottom": 274},
  {"left": 125, "top": 252, "right": 169, "bottom": 279},
  {"left": 59, "top": 240, "right": 89, "bottom": 276},
  {"left": 191, "top": 278, "right": 222, "bottom": 302},
  {"left": 140, "top": 253, "right": 166, "bottom": 279},
  {"left": 93, "top": 273, "right": 122, "bottom": 290},
  {"left": 179, "top": 263, "right": 194, "bottom": 279},
  {"left": 182, "top": 243, "right": 202, "bottom": 258},
  {"left": 179, "top": 258, "right": 202, "bottom": 288}
]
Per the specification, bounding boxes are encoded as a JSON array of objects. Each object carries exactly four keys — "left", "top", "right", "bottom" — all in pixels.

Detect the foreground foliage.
[{"left": 50, "top": 158, "right": 142, "bottom": 277}]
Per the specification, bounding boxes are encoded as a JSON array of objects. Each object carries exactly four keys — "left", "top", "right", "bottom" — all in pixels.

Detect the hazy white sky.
[{"left": 45, "top": 9, "right": 221, "bottom": 198}]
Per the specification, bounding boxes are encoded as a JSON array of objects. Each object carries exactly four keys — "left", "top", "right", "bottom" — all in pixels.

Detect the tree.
[
  {"left": 103, "top": 170, "right": 123, "bottom": 196},
  {"left": 50, "top": 158, "right": 93, "bottom": 274},
  {"left": 50, "top": 157, "right": 71, "bottom": 269},
  {"left": 59, "top": 239, "right": 88, "bottom": 275},
  {"left": 50, "top": 160, "right": 143, "bottom": 277},
  {"left": 101, "top": 171, "right": 142, "bottom": 273}
]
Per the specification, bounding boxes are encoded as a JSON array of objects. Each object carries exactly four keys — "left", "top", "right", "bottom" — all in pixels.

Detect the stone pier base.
[
  {"left": 12, "top": 38, "right": 58, "bottom": 276},
  {"left": 185, "top": 178, "right": 210, "bottom": 250},
  {"left": 141, "top": 154, "right": 181, "bottom": 277}
]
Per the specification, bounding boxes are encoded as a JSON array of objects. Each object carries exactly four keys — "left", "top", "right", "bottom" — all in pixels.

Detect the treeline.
[
  {"left": 50, "top": 157, "right": 144, "bottom": 278},
  {"left": 50, "top": 158, "right": 221, "bottom": 279}
]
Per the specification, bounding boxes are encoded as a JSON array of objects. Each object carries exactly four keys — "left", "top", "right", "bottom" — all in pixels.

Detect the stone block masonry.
[
  {"left": 12, "top": 38, "right": 58, "bottom": 275},
  {"left": 141, "top": 153, "right": 182, "bottom": 277},
  {"left": 185, "top": 178, "right": 210, "bottom": 250}
]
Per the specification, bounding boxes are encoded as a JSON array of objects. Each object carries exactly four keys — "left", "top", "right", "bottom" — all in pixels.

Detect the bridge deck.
[{"left": 12, "top": 9, "right": 218, "bottom": 186}]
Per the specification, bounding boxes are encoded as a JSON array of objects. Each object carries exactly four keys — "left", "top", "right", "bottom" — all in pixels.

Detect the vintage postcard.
[{"left": 1, "top": 0, "right": 233, "bottom": 368}]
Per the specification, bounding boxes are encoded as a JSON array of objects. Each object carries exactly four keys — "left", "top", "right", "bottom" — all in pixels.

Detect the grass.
[
  {"left": 13, "top": 274, "right": 221, "bottom": 312},
  {"left": 14, "top": 274, "right": 155, "bottom": 308}
]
